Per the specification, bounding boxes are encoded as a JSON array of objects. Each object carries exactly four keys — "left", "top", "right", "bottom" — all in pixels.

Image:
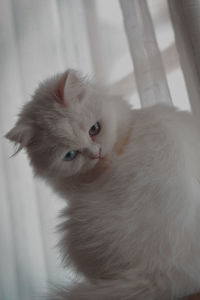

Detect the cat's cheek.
[
  {"left": 97, "top": 134, "right": 115, "bottom": 157},
  {"left": 53, "top": 156, "right": 82, "bottom": 177},
  {"left": 96, "top": 121, "right": 117, "bottom": 157},
  {"left": 72, "top": 156, "right": 94, "bottom": 175},
  {"left": 61, "top": 155, "right": 91, "bottom": 176},
  {"left": 79, "top": 158, "right": 98, "bottom": 173},
  {"left": 69, "top": 159, "right": 84, "bottom": 175}
]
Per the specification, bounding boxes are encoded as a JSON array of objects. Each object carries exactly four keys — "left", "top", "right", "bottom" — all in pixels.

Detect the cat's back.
[
  {"left": 111, "top": 104, "right": 200, "bottom": 262},
  {"left": 122, "top": 104, "right": 200, "bottom": 180},
  {"left": 109, "top": 104, "right": 200, "bottom": 216}
]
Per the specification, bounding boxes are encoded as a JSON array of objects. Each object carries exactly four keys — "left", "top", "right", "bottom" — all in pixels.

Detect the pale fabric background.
[{"left": 0, "top": 0, "right": 197, "bottom": 299}]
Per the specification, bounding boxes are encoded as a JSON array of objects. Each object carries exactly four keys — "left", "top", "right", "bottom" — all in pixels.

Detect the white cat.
[{"left": 6, "top": 69, "right": 200, "bottom": 299}]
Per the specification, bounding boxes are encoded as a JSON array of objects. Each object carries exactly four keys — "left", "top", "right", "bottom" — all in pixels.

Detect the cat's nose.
[
  {"left": 82, "top": 145, "right": 102, "bottom": 159},
  {"left": 90, "top": 148, "right": 102, "bottom": 160}
]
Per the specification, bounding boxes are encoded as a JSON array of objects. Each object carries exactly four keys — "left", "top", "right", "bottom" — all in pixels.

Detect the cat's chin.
[
  {"left": 81, "top": 158, "right": 102, "bottom": 173},
  {"left": 76, "top": 156, "right": 111, "bottom": 184}
]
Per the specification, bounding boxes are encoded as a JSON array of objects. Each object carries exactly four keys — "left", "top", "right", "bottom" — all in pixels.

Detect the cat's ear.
[
  {"left": 5, "top": 121, "right": 33, "bottom": 154},
  {"left": 56, "top": 69, "right": 85, "bottom": 106}
]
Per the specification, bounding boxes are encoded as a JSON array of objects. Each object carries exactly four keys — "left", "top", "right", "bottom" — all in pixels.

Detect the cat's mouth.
[{"left": 90, "top": 148, "right": 102, "bottom": 160}]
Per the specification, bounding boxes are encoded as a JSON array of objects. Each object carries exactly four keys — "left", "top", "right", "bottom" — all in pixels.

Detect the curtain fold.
[
  {"left": 168, "top": 0, "right": 200, "bottom": 116},
  {"left": 120, "top": 0, "right": 172, "bottom": 107}
]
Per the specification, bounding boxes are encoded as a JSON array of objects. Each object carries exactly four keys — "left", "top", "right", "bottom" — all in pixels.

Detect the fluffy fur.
[{"left": 6, "top": 69, "right": 200, "bottom": 299}]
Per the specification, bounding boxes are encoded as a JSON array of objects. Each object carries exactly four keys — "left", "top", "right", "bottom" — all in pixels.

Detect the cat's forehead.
[
  {"left": 50, "top": 107, "right": 94, "bottom": 140},
  {"left": 50, "top": 117, "right": 93, "bottom": 152},
  {"left": 61, "top": 98, "right": 100, "bottom": 127},
  {"left": 30, "top": 83, "right": 102, "bottom": 140}
]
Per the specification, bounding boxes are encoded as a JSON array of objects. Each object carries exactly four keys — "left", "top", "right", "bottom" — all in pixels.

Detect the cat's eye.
[
  {"left": 89, "top": 122, "right": 101, "bottom": 137},
  {"left": 63, "top": 150, "right": 78, "bottom": 161}
]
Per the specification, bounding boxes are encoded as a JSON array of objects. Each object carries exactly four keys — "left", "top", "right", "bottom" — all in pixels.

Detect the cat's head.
[{"left": 6, "top": 70, "right": 118, "bottom": 179}]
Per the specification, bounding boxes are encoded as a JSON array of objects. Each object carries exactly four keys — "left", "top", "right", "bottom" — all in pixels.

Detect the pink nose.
[{"left": 91, "top": 148, "right": 102, "bottom": 159}]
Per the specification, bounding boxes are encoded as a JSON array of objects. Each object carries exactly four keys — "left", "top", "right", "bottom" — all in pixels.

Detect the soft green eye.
[
  {"left": 89, "top": 122, "right": 101, "bottom": 137},
  {"left": 63, "top": 150, "right": 78, "bottom": 161}
]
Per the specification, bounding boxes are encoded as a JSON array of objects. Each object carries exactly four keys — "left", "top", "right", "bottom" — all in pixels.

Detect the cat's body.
[{"left": 6, "top": 70, "right": 200, "bottom": 299}]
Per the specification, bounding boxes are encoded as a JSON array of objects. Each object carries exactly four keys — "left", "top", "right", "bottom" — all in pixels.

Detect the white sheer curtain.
[
  {"left": 0, "top": 1, "right": 196, "bottom": 299},
  {"left": 168, "top": 0, "right": 200, "bottom": 117}
]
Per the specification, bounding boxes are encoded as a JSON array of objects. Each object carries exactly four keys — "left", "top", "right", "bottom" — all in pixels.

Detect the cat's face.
[{"left": 6, "top": 70, "right": 118, "bottom": 179}]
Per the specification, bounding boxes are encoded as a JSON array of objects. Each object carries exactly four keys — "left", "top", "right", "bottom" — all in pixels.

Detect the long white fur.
[{"left": 6, "top": 70, "right": 200, "bottom": 299}]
